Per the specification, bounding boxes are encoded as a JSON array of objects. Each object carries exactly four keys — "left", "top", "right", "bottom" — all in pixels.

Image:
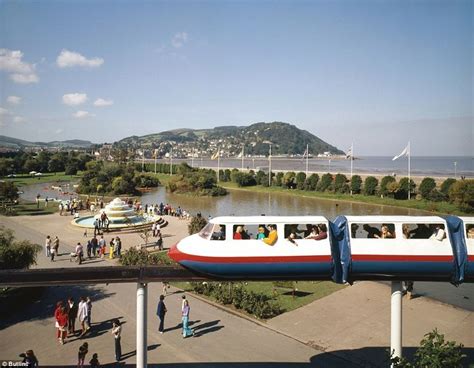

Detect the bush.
[
  {"left": 295, "top": 172, "right": 306, "bottom": 190},
  {"left": 391, "top": 329, "right": 465, "bottom": 368},
  {"left": 231, "top": 172, "right": 257, "bottom": 187},
  {"left": 0, "top": 181, "right": 19, "bottom": 202},
  {"left": 282, "top": 172, "right": 296, "bottom": 189},
  {"left": 380, "top": 176, "right": 396, "bottom": 196},
  {"left": 275, "top": 172, "right": 284, "bottom": 187},
  {"left": 317, "top": 173, "right": 333, "bottom": 192},
  {"left": 440, "top": 178, "right": 456, "bottom": 195},
  {"left": 449, "top": 180, "right": 474, "bottom": 213},
  {"left": 188, "top": 215, "right": 208, "bottom": 235},
  {"left": 334, "top": 174, "right": 349, "bottom": 193},
  {"left": 418, "top": 177, "right": 436, "bottom": 200},
  {"left": 397, "top": 177, "right": 416, "bottom": 200},
  {"left": 120, "top": 248, "right": 175, "bottom": 266},
  {"left": 134, "top": 173, "right": 160, "bottom": 188},
  {"left": 305, "top": 173, "right": 319, "bottom": 191},
  {"left": 363, "top": 176, "right": 378, "bottom": 196},
  {"left": 350, "top": 175, "right": 362, "bottom": 194},
  {"left": 0, "top": 227, "right": 41, "bottom": 269}
]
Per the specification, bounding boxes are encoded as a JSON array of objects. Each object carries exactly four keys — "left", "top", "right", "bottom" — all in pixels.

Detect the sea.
[{"left": 157, "top": 156, "right": 473, "bottom": 178}]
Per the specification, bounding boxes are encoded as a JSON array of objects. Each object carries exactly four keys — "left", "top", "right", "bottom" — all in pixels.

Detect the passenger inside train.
[
  {"left": 429, "top": 224, "right": 445, "bottom": 241},
  {"left": 263, "top": 224, "right": 278, "bottom": 245},
  {"left": 467, "top": 225, "right": 474, "bottom": 239},
  {"left": 211, "top": 225, "right": 226, "bottom": 240}
]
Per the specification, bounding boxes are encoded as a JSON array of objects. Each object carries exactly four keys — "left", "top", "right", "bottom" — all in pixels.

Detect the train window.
[
  {"left": 210, "top": 224, "right": 226, "bottom": 240},
  {"left": 198, "top": 223, "right": 214, "bottom": 240},
  {"left": 232, "top": 224, "right": 254, "bottom": 240},
  {"left": 285, "top": 223, "right": 328, "bottom": 240},
  {"left": 402, "top": 223, "right": 446, "bottom": 240},
  {"left": 466, "top": 224, "right": 474, "bottom": 239},
  {"left": 351, "top": 223, "right": 396, "bottom": 239}
]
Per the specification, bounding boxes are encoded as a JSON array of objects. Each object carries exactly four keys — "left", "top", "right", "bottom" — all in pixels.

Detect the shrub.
[
  {"left": 0, "top": 226, "right": 41, "bottom": 269},
  {"left": 380, "top": 176, "right": 396, "bottom": 196},
  {"left": 231, "top": 172, "right": 257, "bottom": 187},
  {"left": 397, "top": 177, "right": 416, "bottom": 200},
  {"left": 188, "top": 215, "right": 208, "bottom": 235},
  {"left": 363, "top": 176, "right": 378, "bottom": 196},
  {"left": 449, "top": 179, "right": 474, "bottom": 213},
  {"left": 0, "top": 181, "right": 19, "bottom": 202},
  {"left": 305, "top": 173, "right": 319, "bottom": 191},
  {"left": 134, "top": 173, "right": 160, "bottom": 188},
  {"left": 255, "top": 170, "right": 267, "bottom": 185},
  {"left": 282, "top": 172, "right": 296, "bottom": 189},
  {"left": 275, "top": 172, "right": 284, "bottom": 187},
  {"left": 440, "top": 178, "right": 456, "bottom": 195},
  {"left": 317, "top": 173, "right": 333, "bottom": 192},
  {"left": 391, "top": 329, "right": 465, "bottom": 368},
  {"left": 120, "top": 248, "right": 175, "bottom": 266},
  {"left": 418, "top": 177, "right": 436, "bottom": 200},
  {"left": 350, "top": 175, "right": 362, "bottom": 194},
  {"left": 295, "top": 172, "right": 306, "bottom": 190},
  {"left": 334, "top": 174, "right": 349, "bottom": 193}
]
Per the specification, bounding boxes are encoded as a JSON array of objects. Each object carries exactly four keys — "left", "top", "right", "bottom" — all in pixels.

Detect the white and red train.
[{"left": 168, "top": 215, "right": 474, "bottom": 283}]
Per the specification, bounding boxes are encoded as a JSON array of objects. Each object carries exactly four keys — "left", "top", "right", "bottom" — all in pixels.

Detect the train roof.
[
  {"left": 210, "top": 216, "right": 328, "bottom": 224},
  {"left": 459, "top": 217, "right": 474, "bottom": 224},
  {"left": 344, "top": 215, "right": 447, "bottom": 223}
]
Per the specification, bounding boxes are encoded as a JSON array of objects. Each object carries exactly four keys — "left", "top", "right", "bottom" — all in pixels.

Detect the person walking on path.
[
  {"left": 77, "top": 342, "right": 88, "bottom": 368},
  {"left": 111, "top": 319, "right": 122, "bottom": 362},
  {"left": 45, "top": 235, "right": 51, "bottom": 258},
  {"left": 67, "top": 297, "right": 78, "bottom": 335},
  {"left": 98, "top": 236, "right": 106, "bottom": 259},
  {"left": 156, "top": 294, "right": 167, "bottom": 334},
  {"left": 78, "top": 297, "right": 89, "bottom": 336},
  {"left": 75, "top": 242, "right": 84, "bottom": 265},
  {"left": 182, "top": 299, "right": 194, "bottom": 338},
  {"left": 51, "top": 235, "right": 59, "bottom": 261},
  {"left": 57, "top": 306, "right": 68, "bottom": 345},
  {"left": 114, "top": 237, "right": 122, "bottom": 257},
  {"left": 54, "top": 301, "right": 63, "bottom": 342},
  {"left": 86, "top": 297, "right": 92, "bottom": 328},
  {"left": 109, "top": 239, "right": 115, "bottom": 259}
]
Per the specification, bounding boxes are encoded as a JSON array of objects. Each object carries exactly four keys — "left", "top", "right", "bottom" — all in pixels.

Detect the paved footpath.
[{"left": 1, "top": 214, "right": 473, "bottom": 367}]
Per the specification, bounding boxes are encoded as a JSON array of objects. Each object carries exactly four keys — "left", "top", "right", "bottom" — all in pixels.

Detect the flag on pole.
[
  {"left": 153, "top": 149, "right": 159, "bottom": 158},
  {"left": 346, "top": 145, "right": 353, "bottom": 159},
  {"left": 211, "top": 150, "right": 220, "bottom": 160},
  {"left": 392, "top": 144, "right": 410, "bottom": 161},
  {"left": 237, "top": 148, "right": 243, "bottom": 158},
  {"left": 302, "top": 146, "right": 309, "bottom": 159}
]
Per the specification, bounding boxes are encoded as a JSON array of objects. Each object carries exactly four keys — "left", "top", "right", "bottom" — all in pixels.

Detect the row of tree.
[
  {"left": 0, "top": 151, "right": 93, "bottom": 176},
  {"left": 218, "top": 169, "right": 473, "bottom": 213}
]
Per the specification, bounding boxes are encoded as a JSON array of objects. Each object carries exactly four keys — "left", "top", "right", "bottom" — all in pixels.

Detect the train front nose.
[{"left": 168, "top": 242, "right": 182, "bottom": 262}]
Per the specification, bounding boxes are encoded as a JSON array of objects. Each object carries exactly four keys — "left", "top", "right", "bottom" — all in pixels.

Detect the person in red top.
[
  {"left": 233, "top": 226, "right": 244, "bottom": 240},
  {"left": 313, "top": 224, "right": 328, "bottom": 240},
  {"left": 57, "top": 306, "right": 69, "bottom": 344},
  {"left": 54, "top": 301, "right": 64, "bottom": 341}
]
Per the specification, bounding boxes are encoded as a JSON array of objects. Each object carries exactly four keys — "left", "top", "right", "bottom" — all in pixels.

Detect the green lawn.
[
  {"left": 4, "top": 172, "right": 82, "bottom": 187},
  {"left": 173, "top": 280, "right": 345, "bottom": 315},
  {"left": 5, "top": 200, "right": 59, "bottom": 216}
]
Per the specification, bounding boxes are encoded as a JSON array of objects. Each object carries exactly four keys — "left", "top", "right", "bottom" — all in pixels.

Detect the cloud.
[
  {"left": 57, "top": 49, "right": 104, "bottom": 68},
  {"left": 55, "top": 128, "right": 64, "bottom": 134},
  {"left": 0, "top": 48, "right": 39, "bottom": 84},
  {"left": 0, "top": 107, "right": 9, "bottom": 115},
  {"left": 13, "top": 116, "right": 26, "bottom": 124},
  {"left": 7, "top": 96, "right": 21, "bottom": 105},
  {"left": 171, "top": 32, "right": 188, "bottom": 48},
  {"left": 73, "top": 110, "right": 95, "bottom": 119},
  {"left": 63, "top": 93, "right": 88, "bottom": 106},
  {"left": 93, "top": 98, "right": 114, "bottom": 107}
]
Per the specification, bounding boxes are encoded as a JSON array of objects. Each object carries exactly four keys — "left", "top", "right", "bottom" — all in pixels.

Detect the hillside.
[
  {"left": 0, "top": 135, "right": 94, "bottom": 149},
  {"left": 117, "top": 122, "right": 344, "bottom": 157}
]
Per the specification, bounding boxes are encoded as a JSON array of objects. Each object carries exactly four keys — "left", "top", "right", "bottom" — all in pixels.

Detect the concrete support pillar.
[
  {"left": 137, "top": 283, "right": 148, "bottom": 368},
  {"left": 390, "top": 281, "right": 403, "bottom": 366}
]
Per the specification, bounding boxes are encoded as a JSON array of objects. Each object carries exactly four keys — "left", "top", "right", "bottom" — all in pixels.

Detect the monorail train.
[{"left": 168, "top": 215, "right": 474, "bottom": 284}]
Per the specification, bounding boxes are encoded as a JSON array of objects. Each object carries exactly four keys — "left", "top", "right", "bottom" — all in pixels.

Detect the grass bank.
[
  {"left": 5, "top": 172, "right": 82, "bottom": 187},
  {"left": 219, "top": 182, "right": 466, "bottom": 216}
]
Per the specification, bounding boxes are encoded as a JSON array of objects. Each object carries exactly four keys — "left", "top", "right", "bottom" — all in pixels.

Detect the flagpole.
[
  {"left": 268, "top": 144, "right": 272, "bottom": 187},
  {"left": 350, "top": 143, "right": 353, "bottom": 195},
  {"left": 305, "top": 144, "right": 309, "bottom": 177},
  {"left": 217, "top": 149, "right": 220, "bottom": 183},
  {"left": 170, "top": 147, "right": 173, "bottom": 176},
  {"left": 408, "top": 141, "right": 411, "bottom": 200}
]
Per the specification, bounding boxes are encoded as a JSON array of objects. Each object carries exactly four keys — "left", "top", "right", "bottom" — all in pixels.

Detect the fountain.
[{"left": 72, "top": 197, "right": 162, "bottom": 230}]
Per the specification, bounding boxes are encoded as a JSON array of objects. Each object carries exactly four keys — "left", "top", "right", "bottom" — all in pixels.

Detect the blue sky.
[{"left": 0, "top": 0, "right": 472, "bottom": 155}]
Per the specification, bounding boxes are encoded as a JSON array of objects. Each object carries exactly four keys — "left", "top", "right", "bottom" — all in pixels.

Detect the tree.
[
  {"left": 418, "top": 177, "right": 436, "bottom": 200},
  {"left": 317, "top": 173, "right": 333, "bottom": 192},
  {"left": 440, "top": 178, "right": 456, "bottom": 196},
  {"left": 48, "top": 156, "right": 64, "bottom": 174},
  {"left": 0, "top": 182, "right": 19, "bottom": 202},
  {"left": 363, "top": 176, "right": 378, "bottom": 196},
  {"left": 398, "top": 177, "right": 416, "bottom": 200},
  {"left": 275, "top": 172, "right": 284, "bottom": 187},
  {"left": 350, "top": 175, "right": 362, "bottom": 194},
  {"left": 295, "top": 172, "right": 306, "bottom": 190},
  {"left": 449, "top": 180, "right": 474, "bottom": 213},
  {"left": 305, "top": 173, "right": 319, "bottom": 191},
  {"left": 65, "top": 161, "right": 79, "bottom": 175},
  {"left": 391, "top": 329, "right": 465, "bottom": 368},
  {"left": 255, "top": 170, "right": 266, "bottom": 185},
  {"left": 334, "top": 174, "right": 349, "bottom": 193},
  {"left": 24, "top": 158, "right": 39, "bottom": 173},
  {"left": 188, "top": 215, "right": 208, "bottom": 235},
  {"left": 0, "top": 226, "right": 41, "bottom": 269},
  {"left": 282, "top": 172, "right": 296, "bottom": 189},
  {"left": 380, "top": 176, "right": 396, "bottom": 196}
]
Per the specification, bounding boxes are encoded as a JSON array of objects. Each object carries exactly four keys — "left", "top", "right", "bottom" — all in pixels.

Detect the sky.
[{"left": 0, "top": 0, "right": 472, "bottom": 156}]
